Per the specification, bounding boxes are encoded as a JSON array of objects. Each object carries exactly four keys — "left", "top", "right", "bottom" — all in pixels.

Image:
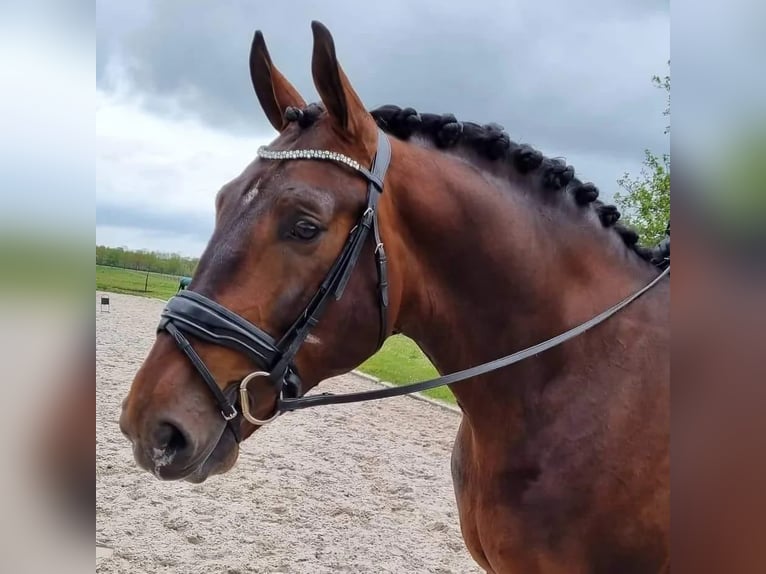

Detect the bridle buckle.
[{"left": 221, "top": 405, "right": 238, "bottom": 421}]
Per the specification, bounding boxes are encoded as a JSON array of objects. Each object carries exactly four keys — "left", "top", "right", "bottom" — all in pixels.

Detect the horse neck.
[{"left": 382, "top": 139, "right": 659, "bottom": 429}]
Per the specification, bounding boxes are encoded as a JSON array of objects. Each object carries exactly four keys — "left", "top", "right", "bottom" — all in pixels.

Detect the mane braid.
[
  {"left": 369, "top": 104, "right": 667, "bottom": 268},
  {"left": 281, "top": 103, "right": 668, "bottom": 269}
]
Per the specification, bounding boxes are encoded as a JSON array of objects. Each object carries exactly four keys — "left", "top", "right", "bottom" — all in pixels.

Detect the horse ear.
[
  {"left": 310, "top": 21, "right": 376, "bottom": 148},
  {"left": 250, "top": 30, "right": 306, "bottom": 132}
]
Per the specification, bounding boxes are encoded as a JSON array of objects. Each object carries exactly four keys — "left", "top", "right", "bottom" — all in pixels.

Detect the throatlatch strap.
[{"left": 368, "top": 130, "right": 392, "bottom": 349}]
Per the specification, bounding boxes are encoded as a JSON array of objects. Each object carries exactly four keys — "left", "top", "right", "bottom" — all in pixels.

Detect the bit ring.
[{"left": 239, "top": 371, "right": 281, "bottom": 425}]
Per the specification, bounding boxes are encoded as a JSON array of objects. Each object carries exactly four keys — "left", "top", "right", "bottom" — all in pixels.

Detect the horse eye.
[{"left": 291, "top": 220, "right": 320, "bottom": 241}]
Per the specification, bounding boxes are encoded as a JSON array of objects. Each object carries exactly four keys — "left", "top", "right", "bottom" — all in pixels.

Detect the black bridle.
[
  {"left": 157, "top": 128, "right": 669, "bottom": 443},
  {"left": 158, "top": 130, "right": 392, "bottom": 440}
]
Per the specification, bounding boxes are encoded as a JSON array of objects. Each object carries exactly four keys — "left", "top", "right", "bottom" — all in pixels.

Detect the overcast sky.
[{"left": 96, "top": 0, "right": 670, "bottom": 257}]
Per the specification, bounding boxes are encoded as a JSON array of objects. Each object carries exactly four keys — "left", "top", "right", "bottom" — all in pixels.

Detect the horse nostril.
[{"left": 153, "top": 421, "right": 188, "bottom": 456}]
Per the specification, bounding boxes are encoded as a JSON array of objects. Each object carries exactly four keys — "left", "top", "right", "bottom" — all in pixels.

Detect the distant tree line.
[{"left": 96, "top": 245, "right": 198, "bottom": 277}]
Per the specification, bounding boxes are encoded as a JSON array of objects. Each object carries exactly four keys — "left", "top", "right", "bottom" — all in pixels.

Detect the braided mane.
[{"left": 282, "top": 104, "right": 669, "bottom": 269}]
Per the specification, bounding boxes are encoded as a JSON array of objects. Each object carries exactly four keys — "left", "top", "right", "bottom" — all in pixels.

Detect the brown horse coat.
[{"left": 120, "top": 22, "right": 669, "bottom": 573}]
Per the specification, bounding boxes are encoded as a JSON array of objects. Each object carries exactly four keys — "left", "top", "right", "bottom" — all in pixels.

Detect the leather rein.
[{"left": 157, "top": 128, "right": 669, "bottom": 442}]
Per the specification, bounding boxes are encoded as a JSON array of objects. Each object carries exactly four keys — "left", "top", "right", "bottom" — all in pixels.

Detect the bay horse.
[{"left": 120, "top": 21, "right": 669, "bottom": 573}]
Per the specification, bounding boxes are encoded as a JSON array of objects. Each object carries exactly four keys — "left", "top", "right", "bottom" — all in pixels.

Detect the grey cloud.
[
  {"left": 96, "top": 203, "right": 213, "bottom": 243},
  {"left": 97, "top": 0, "right": 670, "bottom": 184}
]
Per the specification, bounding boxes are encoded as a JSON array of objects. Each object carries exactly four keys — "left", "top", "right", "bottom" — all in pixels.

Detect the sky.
[{"left": 96, "top": 0, "right": 671, "bottom": 257}]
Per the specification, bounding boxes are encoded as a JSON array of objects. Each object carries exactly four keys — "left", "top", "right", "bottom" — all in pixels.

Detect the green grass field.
[
  {"left": 97, "top": 265, "right": 180, "bottom": 300},
  {"left": 96, "top": 265, "right": 454, "bottom": 404},
  {"left": 357, "top": 337, "right": 452, "bottom": 403}
]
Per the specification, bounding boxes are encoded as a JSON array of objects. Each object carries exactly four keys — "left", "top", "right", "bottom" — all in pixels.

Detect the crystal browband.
[{"left": 257, "top": 146, "right": 380, "bottom": 186}]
